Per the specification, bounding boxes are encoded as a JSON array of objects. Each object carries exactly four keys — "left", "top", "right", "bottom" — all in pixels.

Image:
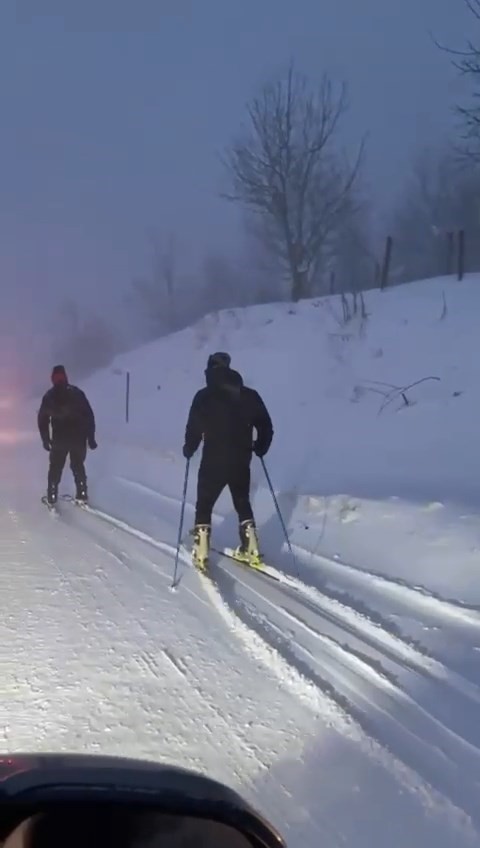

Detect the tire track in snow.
[
  {"left": 71, "top": 529, "right": 282, "bottom": 772},
  {"left": 65, "top": 499, "right": 480, "bottom": 734},
  {"left": 208, "top": 554, "right": 480, "bottom": 828},
  {"left": 257, "top": 571, "right": 480, "bottom": 711},
  {"left": 114, "top": 476, "right": 195, "bottom": 513},
  {"left": 62, "top": 499, "right": 480, "bottom": 831},
  {"left": 61, "top": 502, "right": 344, "bottom": 720},
  {"left": 112, "top": 476, "right": 223, "bottom": 527},
  {"left": 75, "top": 499, "right": 480, "bottom": 725},
  {"left": 85, "top": 540, "right": 284, "bottom": 774},
  {"left": 7, "top": 501, "right": 316, "bottom": 792},
  {"left": 290, "top": 543, "right": 480, "bottom": 685},
  {"left": 292, "top": 544, "right": 480, "bottom": 630},
  {"left": 102, "top": 477, "right": 480, "bottom": 630},
  {"left": 57, "top": 502, "right": 422, "bottom": 848},
  {"left": 199, "top": 560, "right": 479, "bottom": 840}
]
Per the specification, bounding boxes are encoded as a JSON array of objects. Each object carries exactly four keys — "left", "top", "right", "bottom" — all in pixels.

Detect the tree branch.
[{"left": 222, "top": 63, "right": 363, "bottom": 300}]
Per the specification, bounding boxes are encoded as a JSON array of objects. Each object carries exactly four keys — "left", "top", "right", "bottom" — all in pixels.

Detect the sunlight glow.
[{"left": 0, "top": 429, "right": 36, "bottom": 445}]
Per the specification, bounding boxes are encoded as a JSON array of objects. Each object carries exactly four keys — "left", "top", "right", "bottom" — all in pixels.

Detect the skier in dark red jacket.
[
  {"left": 37, "top": 365, "right": 97, "bottom": 506},
  {"left": 183, "top": 352, "right": 273, "bottom": 571}
]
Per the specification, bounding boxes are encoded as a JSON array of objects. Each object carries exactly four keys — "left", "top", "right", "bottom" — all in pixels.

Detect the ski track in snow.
[
  {"left": 286, "top": 542, "right": 480, "bottom": 690},
  {"left": 50, "top": 494, "right": 480, "bottom": 836},
  {"left": 114, "top": 475, "right": 480, "bottom": 628},
  {"left": 209, "top": 557, "right": 480, "bottom": 822},
  {"left": 1, "top": 470, "right": 479, "bottom": 846},
  {"left": 109, "top": 476, "right": 480, "bottom": 692},
  {"left": 292, "top": 544, "right": 480, "bottom": 629}
]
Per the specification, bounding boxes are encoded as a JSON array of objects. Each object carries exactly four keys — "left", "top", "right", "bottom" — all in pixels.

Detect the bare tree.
[
  {"left": 128, "top": 232, "right": 179, "bottom": 339},
  {"left": 222, "top": 63, "right": 364, "bottom": 301},
  {"left": 319, "top": 191, "right": 375, "bottom": 295},
  {"left": 390, "top": 144, "right": 480, "bottom": 282},
  {"left": 241, "top": 214, "right": 289, "bottom": 303},
  {"left": 151, "top": 232, "right": 177, "bottom": 326},
  {"left": 202, "top": 252, "right": 241, "bottom": 311},
  {"left": 52, "top": 307, "right": 119, "bottom": 379},
  {"left": 57, "top": 299, "right": 81, "bottom": 340},
  {"left": 436, "top": 0, "right": 480, "bottom": 162}
]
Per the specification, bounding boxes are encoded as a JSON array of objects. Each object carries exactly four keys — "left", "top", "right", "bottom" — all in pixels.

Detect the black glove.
[
  {"left": 253, "top": 441, "right": 267, "bottom": 458},
  {"left": 42, "top": 439, "right": 52, "bottom": 452},
  {"left": 88, "top": 437, "right": 98, "bottom": 450},
  {"left": 183, "top": 444, "right": 194, "bottom": 460}
]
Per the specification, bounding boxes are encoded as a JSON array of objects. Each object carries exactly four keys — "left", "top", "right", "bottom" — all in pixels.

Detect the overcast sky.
[{"left": 0, "top": 0, "right": 473, "bottom": 338}]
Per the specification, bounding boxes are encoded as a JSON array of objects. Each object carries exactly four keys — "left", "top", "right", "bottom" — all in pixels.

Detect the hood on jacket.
[
  {"left": 206, "top": 351, "right": 231, "bottom": 370},
  {"left": 205, "top": 365, "right": 243, "bottom": 397},
  {"left": 51, "top": 365, "right": 68, "bottom": 387}
]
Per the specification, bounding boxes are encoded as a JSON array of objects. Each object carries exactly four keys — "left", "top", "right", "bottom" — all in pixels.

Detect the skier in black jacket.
[
  {"left": 183, "top": 352, "right": 273, "bottom": 570},
  {"left": 37, "top": 365, "right": 97, "bottom": 506}
]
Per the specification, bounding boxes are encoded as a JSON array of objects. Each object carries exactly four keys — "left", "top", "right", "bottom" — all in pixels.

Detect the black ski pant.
[
  {"left": 195, "top": 460, "right": 254, "bottom": 526},
  {"left": 48, "top": 439, "right": 87, "bottom": 490}
]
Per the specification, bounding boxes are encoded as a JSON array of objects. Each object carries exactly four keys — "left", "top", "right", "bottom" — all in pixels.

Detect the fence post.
[
  {"left": 380, "top": 235, "right": 393, "bottom": 290},
  {"left": 125, "top": 371, "right": 130, "bottom": 423},
  {"left": 446, "top": 231, "right": 454, "bottom": 275},
  {"left": 457, "top": 229, "right": 465, "bottom": 281}
]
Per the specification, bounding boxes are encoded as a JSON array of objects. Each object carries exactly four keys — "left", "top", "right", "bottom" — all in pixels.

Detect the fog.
[{"left": 0, "top": 0, "right": 474, "bottom": 395}]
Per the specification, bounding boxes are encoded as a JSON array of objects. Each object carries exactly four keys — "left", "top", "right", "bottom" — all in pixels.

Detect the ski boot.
[
  {"left": 47, "top": 482, "right": 58, "bottom": 507},
  {"left": 42, "top": 482, "right": 58, "bottom": 511},
  {"left": 75, "top": 481, "right": 88, "bottom": 505},
  {"left": 234, "top": 520, "right": 264, "bottom": 570},
  {"left": 192, "top": 524, "right": 211, "bottom": 573}
]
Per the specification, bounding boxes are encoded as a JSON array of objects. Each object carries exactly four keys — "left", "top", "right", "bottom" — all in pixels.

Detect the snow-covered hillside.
[
  {"left": 5, "top": 273, "right": 480, "bottom": 848},
  {"left": 86, "top": 273, "right": 480, "bottom": 605}
]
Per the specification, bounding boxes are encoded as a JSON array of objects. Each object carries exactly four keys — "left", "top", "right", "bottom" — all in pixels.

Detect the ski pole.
[
  {"left": 260, "top": 457, "right": 299, "bottom": 576},
  {"left": 171, "top": 459, "right": 190, "bottom": 589}
]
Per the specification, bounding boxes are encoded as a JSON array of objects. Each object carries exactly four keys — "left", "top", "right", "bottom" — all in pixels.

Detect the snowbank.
[{"left": 82, "top": 274, "right": 480, "bottom": 605}]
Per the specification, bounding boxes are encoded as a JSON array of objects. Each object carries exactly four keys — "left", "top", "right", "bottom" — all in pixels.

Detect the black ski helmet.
[{"left": 206, "top": 351, "right": 231, "bottom": 369}]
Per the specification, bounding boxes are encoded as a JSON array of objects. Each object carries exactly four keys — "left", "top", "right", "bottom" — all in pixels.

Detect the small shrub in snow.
[
  {"left": 351, "top": 385, "right": 367, "bottom": 403},
  {"left": 377, "top": 376, "right": 441, "bottom": 415}
]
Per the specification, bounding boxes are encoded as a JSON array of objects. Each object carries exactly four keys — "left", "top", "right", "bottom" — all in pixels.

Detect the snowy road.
[
  {"left": 1, "top": 446, "right": 479, "bottom": 847},
  {"left": 211, "top": 555, "right": 480, "bottom": 822}
]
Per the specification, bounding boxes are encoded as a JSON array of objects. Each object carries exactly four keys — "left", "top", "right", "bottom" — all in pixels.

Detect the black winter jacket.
[
  {"left": 184, "top": 367, "right": 273, "bottom": 466},
  {"left": 37, "top": 384, "right": 96, "bottom": 446}
]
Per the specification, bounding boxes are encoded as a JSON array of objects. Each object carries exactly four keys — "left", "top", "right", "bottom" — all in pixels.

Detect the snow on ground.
[{"left": 3, "top": 273, "right": 480, "bottom": 846}]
